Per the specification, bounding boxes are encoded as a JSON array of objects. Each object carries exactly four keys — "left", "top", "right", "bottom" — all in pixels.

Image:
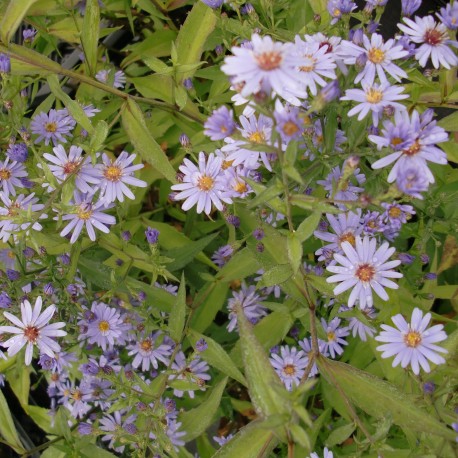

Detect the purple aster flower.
[
  {"left": 183, "top": 78, "right": 193, "bottom": 90},
  {"left": 370, "top": 110, "right": 448, "bottom": 184},
  {"left": 318, "top": 79, "right": 341, "bottom": 103},
  {"left": 95, "top": 69, "right": 126, "bottom": 89},
  {"left": 179, "top": 133, "right": 191, "bottom": 148},
  {"left": 309, "top": 447, "right": 334, "bottom": 458},
  {"left": 204, "top": 106, "right": 237, "bottom": 140},
  {"left": 326, "top": 235, "right": 403, "bottom": 308},
  {"left": 0, "top": 292, "right": 12, "bottom": 308},
  {"left": 30, "top": 109, "right": 75, "bottom": 145},
  {"left": 398, "top": 253, "right": 416, "bottom": 265},
  {"left": 298, "top": 337, "right": 328, "bottom": 377},
  {"left": 221, "top": 33, "right": 310, "bottom": 103},
  {"left": 171, "top": 152, "right": 232, "bottom": 215},
  {"left": 226, "top": 214, "right": 240, "bottom": 228},
  {"left": 166, "top": 419, "right": 186, "bottom": 450},
  {"left": 375, "top": 307, "right": 447, "bottom": 375},
  {"left": 396, "top": 166, "right": 429, "bottom": 199},
  {"left": 145, "top": 227, "right": 159, "bottom": 244},
  {"left": 212, "top": 244, "right": 234, "bottom": 267},
  {"left": 437, "top": 2, "right": 458, "bottom": 30},
  {"left": 401, "top": 0, "right": 422, "bottom": 16},
  {"left": 78, "top": 422, "right": 93, "bottom": 435},
  {"left": 338, "top": 33, "right": 408, "bottom": 86},
  {"left": 214, "top": 433, "right": 234, "bottom": 446},
  {"left": 0, "top": 53, "right": 11, "bottom": 74},
  {"left": 7, "top": 143, "right": 28, "bottom": 163},
  {"left": 22, "top": 28, "right": 36, "bottom": 42},
  {"left": 169, "top": 351, "right": 211, "bottom": 398},
  {"left": 201, "top": 0, "right": 224, "bottom": 7},
  {"left": 341, "top": 82, "right": 408, "bottom": 126},
  {"left": 6, "top": 269, "right": 20, "bottom": 281},
  {"left": 100, "top": 411, "right": 136, "bottom": 453},
  {"left": 269, "top": 345, "right": 309, "bottom": 390},
  {"left": 327, "top": 0, "right": 357, "bottom": 24},
  {"left": 345, "top": 306, "right": 377, "bottom": 341},
  {"left": 274, "top": 104, "right": 305, "bottom": 143},
  {"left": 398, "top": 15, "right": 458, "bottom": 69},
  {"left": 224, "top": 166, "right": 253, "bottom": 199},
  {"left": 195, "top": 338, "right": 208, "bottom": 352},
  {"left": 381, "top": 202, "right": 415, "bottom": 229},
  {"left": 95, "top": 152, "right": 146, "bottom": 204},
  {"left": 0, "top": 158, "right": 27, "bottom": 196},
  {"left": 43, "top": 145, "right": 99, "bottom": 193},
  {"left": 0, "top": 193, "right": 47, "bottom": 243},
  {"left": 59, "top": 192, "right": 116, "bottom": 243},
  {"left": 127, "top": 332, "right": 172, "bottom": 371},
  {"left": 314, "top": 210, "right": 363, "bottom": 263},
  {"left": 253, "top": 228, "right": 265, "bottom": 240},
  {"left": 0, "top": 296, "right": 66, "bottom": 365},
  {"left": 321, "top": 317, "right": 350, "bottom": 358},
  {"left": 82, "top": 302, "right": 125, "bottom": 351},
  {"left": 227, "top": 283, "right": 267, "bottom": 332}
]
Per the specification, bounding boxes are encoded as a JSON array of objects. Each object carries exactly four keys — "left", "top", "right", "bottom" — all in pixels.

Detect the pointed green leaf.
[
  {"left": 296, "top": 212, "right": 321, "bottom": 243},
  {"left": 81, "top": 0, "right": 100, "bottom": 76},
  {"left": 216, "top": 247, "right": 261, "bottom": 282},
  {"left": 287, "top": 233, "right": 303, "bottom": 274},
  {"left": 122, "top": 99, "right": 176, "bottom": 183},
  {"left": 325, "top": 422, "right": 355, "bottom": 447},
  {"left": 0, "top": 0, "right": 38, "bottom": 43},
  {"left": 213, "top": 420, "right": 276, "bottom": 458},
  {"left": 175, "top": 1, "right": 217, "bottom": 82},
  {"left": 0, "top": 390, "right": 25, "bottom": 454},
  {"left": 179, "top": 377, "right": 227, "bottom": 441},
  {"left": 258, "top": 264, "right": 293, "bottom": 288},
  {"left": 317, "top": 357, "right": 457, "bottom": 441},
  {"left": 188, "top": 329, "right": 247, "bottom": 386},
  {"left": 235, "top": 301, "right": 287, "bottom": 418},
  {"left": 169, "top": 273, "right": 186, "bottom": 342}
]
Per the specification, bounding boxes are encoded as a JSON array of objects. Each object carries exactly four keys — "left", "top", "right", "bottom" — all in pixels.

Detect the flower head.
[
  {"left": 0, "top": 296, "right": 66, "bottom": 365},
  {"left": 321, "top": 317, "right": 350, "bottom": 358},
  {"left": 30, "top": 109, "right": 75, "bottom": 145},
  {"left": 0, "top": 158, "right": 27, "bottom": 196},
  {"left": 326, "top": 235, "right": 403, "bottom": 308},
  {"left": 375, "top": 307, "right": 447, "bottom": 374},
  {"left": 204, "top": 106, "right": 237, "bottom": 140},
  {"left": 270, "top": 345, "right": 309, "bottom": 390}
]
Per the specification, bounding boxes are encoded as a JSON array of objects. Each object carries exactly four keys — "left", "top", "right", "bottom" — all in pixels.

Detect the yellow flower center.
[
  {"left": 403, "top": 140, "right": 421, "bottom": 157},
  {"left": 283, "top": 364, "right": 296, "bottom": 376},
  {"left": 283, "top": 121, "right": 299, "bottom": 136},
  {"left": 248, "top": 131, "right": 265, "bottom": 143},
  {"left": 98, "top": 320, "right": 110, "bottom": 332},
  {"left": 140, "top": 339, "right": 153, "bottom": 352},
  {"left": 404, "top": 330, "right": 422, "bottom": 348},
  {"left": 366, "top": 88, "right": 383, "bottom": 104},
  {"left": 104, "top": 165, "right": 123, "bottom": 182},
  {"left": 197, "top": 175, "right": 214, "bottom": 191},
  {"left": 355, "top": 263, "right": 375, "bottom": 282},
  {"left": 388, "top": 207, "right": 402, "bottom": 218},
  {"left": 71, "top": 389, "right": 82, "bottom": 401},
  {"left": 77, "top": 206, "right": 93, "bottom": 220},
  {"left": 63, "top": 161, "right": 80, "bottom": 175},
  {"left": 368, "top": 47, "right": 385, "bottom": 64},
  {"left": 333, "top": 8, "right": 341, "bottom": 17},
  {"left": 45, "top": 122, "right": 58, "bottom": 133},
  {"left": 327, "top": 331, "right": 336, "bottom": 342},
  {"left": 0, "top": 169, "right": 11, "bottom": 180},
  {"left": 233, "top": 181, "right": 248, "bottom": 194},
  {"left": 222, "top": 159, "right": 234, "bottom": 170},
  {"left": 390, "top": 137, "right": 403, "bottom": 147},
  {"left": 255, "top": 51, "right": 283, "bottom": 71},
  {"left": 299, "top": 56, "right": 317, "bottom": 73},
  {"left": 339, "top": 232, "right": 356, "bottom": 248}
]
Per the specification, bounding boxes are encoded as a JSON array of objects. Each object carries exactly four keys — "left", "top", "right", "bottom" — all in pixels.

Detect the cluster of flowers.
[{"left": 0, "top": 104, "right": 146, "bottom": 244}]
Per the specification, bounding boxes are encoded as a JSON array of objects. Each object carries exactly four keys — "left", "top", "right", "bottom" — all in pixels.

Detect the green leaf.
[
  {"left": 0, "top": 0, "right": 38, "bottom": 43},
  {"left": 188, "top": 329, "right": 247, "bottom": 386},
  {"left": 179, "top": 377, "right": 227, "bottom": 441},
  {"left": 235, "top": 301, "right": 288, "bottom": 418},
  {"left": 213, "top": 420, "right": 276, "bottom": 458},
  {"left": 0, "top": 390, "right": 25, "bottom": 454},
  {"left": 289, "top": 423, "right": 310, "bottom": 449},
  {"left": 290, "top": 194, "right": 339, "bottom": 213},
  {"left": 258, "top": 264, "right": 293, "bottom": 288},
  {"left": 216, "top": 247, "right": 261, "bottom": 283},
  {"left": 174, "top": 1, "right": 217, "bottom": 82},
  {"left": 317, "top": 357, "right": 457, "bottom": 441},
  {"left": 169, "top": 273, "right": 186, "bottom": 342},
  {"left": 325, "top": 422, "right": 355, "bottom": 447},
  {"left": 287, "top": 233, "right": 303, "bottom": 274},
  {"left": 89, "top": 120, "right": 109, "bottom": 153},
  {"left": 47, "top": 74, "right": 94, "bottom": 134},
  {"left": 81, "top": 0, "right": 100, "bottom": 76},
  {"left": 79, "top": 444, "right": 119, "bottom": 458},
  {"left": 296, "top": 212, "right": 321, "bottom": 243},
  {"left": 122, "top": 99, "right": 176, "bottom": 183}
]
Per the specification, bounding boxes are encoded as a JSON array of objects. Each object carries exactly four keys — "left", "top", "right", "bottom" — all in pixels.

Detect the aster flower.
[
  {"left": 326, "top": 235, "right": 403, "bottom": 308},
  {"left": 214, "top": 433, "right": 234, "bottom": 446},
  {"left": 270, "top": 345, "right": 309, "bottom": 390},
  {"left": 339, "top": 33, "right": 408, "bottom": 85},
  {"left": 6, "top": 143, "right": 28, "bottom": 163},
  {"left": 82, "top": 302, "right": 125, "bottom": 351},
  {"left": 321, "top": 317, "right": 350, "bottom": 358},
  {"left": 401, "top": 0, "right": 422, "bottom": 17},
  {"left": 292, "top": 37, "right": 337, "bottom": 96},
  {"left": 127, "top": 332, "right": 172, "bottom": 371},
  {"left": 0, "top": 296, "right": 66, "bottom": 365},
  {"left": 341, "top": 82, "right": 408, "bottom": 126},
  {"left": 43, "top": 145, "right": 99, "bottom": 193},
  {"left": 274, "top": 104, "right": 305, "bottom": 143},
  {"left": 223, "top": 166, "right": 253, "bottom": 199},
  {"left": 59, "top": 192, "right": 116, "bottom": 243},
  {"left": 0, "top": 53, "right": 11, "bottom": 74},
  {"left": 327, "top": 0, "right": 357, "bottom": 24},
  {"left": 314, "top": 210, "right": 363, "bottom": 263},
  {"left": 30, "top": 109, "right": 75, "bottom": 145},
  {"left": 211, "top": 244, "right": 234, "bottom": 267},
  {"left": 221, "top": 33, "right": 308, "bottom": 103},
  {"left": 309, "top": 447, "right": 334, "bottom": 458},
  {"left": 166, "top": 419, "right": 186, "bottom": 450},
  {"left": 95, "top": 69, "right": 126, "bottom": 89},
  {"left": 169, "top": 351, "right": 211, "bottom": 398},
  {"left": 398, "top": 15, "right": 458, "bottom": 69},
  {"left": 95, "top": 152, "right": 146, "bottom": 204},
  {"left": 381, "top": 202, "right": 415, "bottom": 228},
  {"left": 437, "top": 2, "right": 458, "bottom": 30},
  {"left": 396, "top": 166, "right": 429, "bottom": 199},
  {"left": 375, "top": 307, "right": 447, "bottom": 374},
  {"left": 171, "top": 152, "right": 232, "bottom": 215},
  {"left": 343, "top": 306, "right": 377, "bottom": 341},
  {"left": 227, "top": 283, "right": 267, "bottom": 332},
  {"left": 298, "top": 337, "right": 328, "bottom": 377},
  {"left": 370, "top": 109, "right": 448, "bottom": 184},
  {"left": 204, "top": 106, "right": 237, "bottom": 140},
  {"left": 0, "top": 158, "right": 27, "bottom": 196},
  {"left": 100, "top": 411, "right": 136, "bottom": 453}
]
